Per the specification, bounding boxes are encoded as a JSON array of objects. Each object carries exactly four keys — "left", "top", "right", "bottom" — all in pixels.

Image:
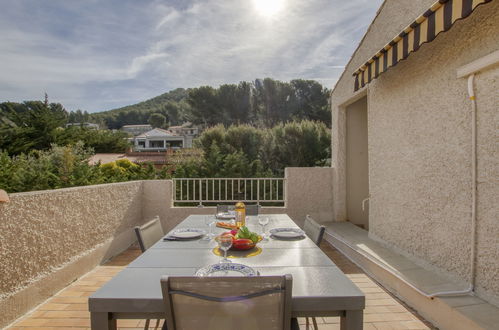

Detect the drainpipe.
[{"left": 427, "top": 74, "right": 477, "bottom": 298}]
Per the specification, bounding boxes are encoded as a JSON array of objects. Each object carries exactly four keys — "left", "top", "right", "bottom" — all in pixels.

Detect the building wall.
[{"left": 330, "top": 0, "right": 499, "bottom": 305}]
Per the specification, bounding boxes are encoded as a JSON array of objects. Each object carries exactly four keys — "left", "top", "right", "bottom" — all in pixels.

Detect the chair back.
[
  {"left": 303, "top": 215, "right": 325, "bottom": 246},
  {"left": 134, "top": 216, "right": 164, "bottom": 252},
  {"left": 161, "top": 275, "right": 293, "bottom": 330},
  {"left": 246, "top": 204, "right": 260, "bottom": 216},
  {"left": 216, "top": 204, "right": 234, "bottom": 213},
  {"left": 217, "top": 204, "right": 259, "bottom": 216}
]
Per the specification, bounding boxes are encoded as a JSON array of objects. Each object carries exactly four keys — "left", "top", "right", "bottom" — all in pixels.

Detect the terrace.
[
  {"left": 1, "top": 170, "right": 497, "bottom": 329},
  {"left": 1, "top": 0, "right": 498, "bottom": 329}
]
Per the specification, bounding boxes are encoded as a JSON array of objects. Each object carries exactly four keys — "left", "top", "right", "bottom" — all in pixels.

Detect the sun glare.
[{"left": 252, "top": 0, "right": 285, "bottom": 17}]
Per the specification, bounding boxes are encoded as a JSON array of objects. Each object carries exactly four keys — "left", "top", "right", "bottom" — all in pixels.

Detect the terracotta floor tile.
[
  {"left": 39, "top": 310, "right": 90, "bottom": 319},
  {"left": 7, "top": 242, "right": 434, "bottom": 330},
  {"left": 37, "top": 303, "right": 69, "bottom": 311}
]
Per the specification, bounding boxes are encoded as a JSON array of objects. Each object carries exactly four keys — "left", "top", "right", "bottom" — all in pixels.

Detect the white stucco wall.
[
  {"left": 0, "top": 182, "right": 144, "bottom": 327},
  {"left": 330, "top": 0, "right": 499, "bottom": 305}
]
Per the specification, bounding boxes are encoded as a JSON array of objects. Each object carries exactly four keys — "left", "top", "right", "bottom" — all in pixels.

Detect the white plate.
[
  {"left": 216, "top": 212, "right": 236, "bottom": 220},
  {"left": 170, "top": 228, "right": 206, "bottom": 239},
  {"left": 196, "top": 263, "right": 257, "bottom": 277},
  {"left": 269, "top": 227, "right": 305, "bottom": 239}
]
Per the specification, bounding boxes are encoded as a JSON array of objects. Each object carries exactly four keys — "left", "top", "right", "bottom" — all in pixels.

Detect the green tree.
[
  {"left": 186, "top": 86, "right": 221, "bottom": 126},
  {"left": 148, "top": 113, "right": 168, "bottom": 129},
  {"left": 0, "top": 101, "right": 68, "bottom": 155},
  {"left": 53, "top": 127, "right": 130, "bottom": 153}
]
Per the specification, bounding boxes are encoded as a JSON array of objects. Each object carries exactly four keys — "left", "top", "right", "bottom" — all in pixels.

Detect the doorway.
[{"left": 346, "top": 96, "right": 369, "bottom": 229}]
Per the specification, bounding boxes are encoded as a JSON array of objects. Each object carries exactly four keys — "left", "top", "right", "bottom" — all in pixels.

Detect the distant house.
[
  {"left": 132, "top": 124, "right": 198, "bottom": 151},
  {"left": 121, "top": 124, "right": 152, "bottom": 136},
  {"left": 168, "top": 122, "right": 199, "bottom": 137},
  {"left": 65, "top": 122, "right": 99, "bottom": 129}
]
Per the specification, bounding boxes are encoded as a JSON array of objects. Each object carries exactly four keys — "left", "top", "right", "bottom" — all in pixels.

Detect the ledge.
[{"left": 324, "top": 221, "right": 499, "bottom": 330}]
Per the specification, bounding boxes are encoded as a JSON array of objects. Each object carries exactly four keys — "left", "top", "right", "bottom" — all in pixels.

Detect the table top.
[{"left": 89, "top": 214, "right": 365, "bottom": 316}]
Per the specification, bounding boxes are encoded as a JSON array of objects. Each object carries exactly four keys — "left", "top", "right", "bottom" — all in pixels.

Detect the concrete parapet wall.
[
  {"left": 0, "top": 181, "right": 143, "bottom": 328},
  {"left": 0, "top": 168, "right": 334, "bottom": 327}
]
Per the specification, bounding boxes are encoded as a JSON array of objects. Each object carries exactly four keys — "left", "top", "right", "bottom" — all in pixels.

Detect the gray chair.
[
  {"left": 246, "top": 204, "right": 260, "bottom": 216},
  {"left": 135, "top": 216, "right": 164, "bottom": 253},
  {"left": 160, "top": 275, "right": 298, "bottom": 330},
  {"left": 303, "top": 215, "right": 325, "bottom": 246},
  {"left": 135, "top": 216, "right": 165, "bottom": 329},
  {"left": 216, "top": 204, "right": 259, "bottom": 216},
  {"left": 216, "top": 204, "right": 234, "bottom": 213},
  {"left": 303, "top": 215, "right": 325, "bottom": 330}
]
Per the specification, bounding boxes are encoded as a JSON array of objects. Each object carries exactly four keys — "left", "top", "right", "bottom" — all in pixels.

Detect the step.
[{"left": 324, "top": 221, "right": 499, "bottom": 330}]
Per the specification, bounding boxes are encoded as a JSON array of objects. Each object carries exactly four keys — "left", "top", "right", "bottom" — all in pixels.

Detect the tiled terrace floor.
[{"left": 8, "top": 242, "right": 435, "bottom": 330}]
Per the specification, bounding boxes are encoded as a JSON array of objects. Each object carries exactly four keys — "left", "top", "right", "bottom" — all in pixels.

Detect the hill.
[
  {"left": 86, "top": 78, "right": 331, "bottom": 130},
  {"left": 89, "top": 88, "right": 191, "bottom": 129}
]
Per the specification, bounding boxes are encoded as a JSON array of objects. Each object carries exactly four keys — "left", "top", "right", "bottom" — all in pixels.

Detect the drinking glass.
[
  {"left": 218, "top": 236, "right": 233, "bottom": 263},
  {"left": 258, "top": 216, "right": 270, "bottom": 240},
  {"left": 205, "top": 216, "right": 215, "bottom": 239}
]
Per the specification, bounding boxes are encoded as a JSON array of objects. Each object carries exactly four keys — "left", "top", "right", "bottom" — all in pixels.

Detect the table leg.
[
  {"left": 90, "top": 312, "right": 117, "bottom": 330},
  {"left": 340, "top": 309, "right": 363, "bottom": 330}
]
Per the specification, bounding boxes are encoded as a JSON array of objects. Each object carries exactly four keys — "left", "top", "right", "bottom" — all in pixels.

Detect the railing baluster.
[
  {"left": 173, "top": 177, "right": 284, "bottom": 205},
  {"left": 270, "top": 178, "right": 273, "bottom": 201},
  {"left": 263, "top": 179, "right": 266, "bottom": 201},
  {"left": 251, "top": 179, "right": 253, "bottom": 201},
  {"left": 257, "top": 179, "right": 260, "bottom": 205},
  {"left": 276, "top": 178, "right": 279, "bottom": 201},
  {"left": 199, "top": 179, "right": 202, "bottom": 206}
]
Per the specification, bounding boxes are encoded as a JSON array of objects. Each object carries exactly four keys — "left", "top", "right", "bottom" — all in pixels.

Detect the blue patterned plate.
[{"left": 196, "top": 263, "right": 257, "bottom": 277}]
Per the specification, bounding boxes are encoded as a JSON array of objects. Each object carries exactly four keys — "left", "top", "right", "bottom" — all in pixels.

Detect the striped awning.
[{"left": 353, "top": 0, "right": 493, "bottom": 91}]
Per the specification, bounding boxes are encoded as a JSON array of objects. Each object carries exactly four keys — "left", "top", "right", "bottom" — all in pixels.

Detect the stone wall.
[
  {"left": 0, "top": 182, "right": 143, "bottom": 328},
  {"left": 330, "top": 0, "right": 499, "bottom": 305}
]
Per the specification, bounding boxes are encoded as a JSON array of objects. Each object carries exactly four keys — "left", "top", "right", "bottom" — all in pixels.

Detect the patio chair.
[
  {"left": 160, "top": 275, "right": 299, "bottom": 330},
  {"left": 134, "top": 216, "right": 165, "bottom": 253},
  {"left": 303, "top": 215, "right": 325, "bottom": 246},
  {"left": 216, "top": 204, "right": 234, "bottom": 213},
  {"left": 246, "top": 204, "right": 260, "bottom": 216},
  {"left": 303, "top": 215, "right": 325, "bottom": 330},
  {"left": 216, "top": 204, "right": 259, "bottom": 216},
  {"left": 135, "top": 216, "right": 165, "bottom": 329}
]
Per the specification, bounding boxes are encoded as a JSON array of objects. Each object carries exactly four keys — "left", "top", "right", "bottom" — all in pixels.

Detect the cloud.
[{"left": 0, "top": 0, "right": 383, "bottom": 112}]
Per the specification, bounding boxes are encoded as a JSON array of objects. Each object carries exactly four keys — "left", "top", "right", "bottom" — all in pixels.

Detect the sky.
[{"left": 0, "top": 0, "right": 383, "bottom": 113}]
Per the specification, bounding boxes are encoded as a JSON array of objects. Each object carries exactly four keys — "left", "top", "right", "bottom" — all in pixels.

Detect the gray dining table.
[{"left": 89, "top": 214, "right": 365, "bottom": 329}]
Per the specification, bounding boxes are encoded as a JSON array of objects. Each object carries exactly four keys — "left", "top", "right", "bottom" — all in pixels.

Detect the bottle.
[{"left": 235, "top": 201, "right": 246, "bottom": 228}]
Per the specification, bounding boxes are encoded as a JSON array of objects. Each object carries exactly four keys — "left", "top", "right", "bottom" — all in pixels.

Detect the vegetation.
[
  {"left": 175, "top": 120, "right": 330, "bottom": 177},
  {"left": 0, "top": 121, "right": 330, "bottom": 193},
  {"left": 0, "top": 78, "right": 332, "bottom": 193},
  {"left": 88, "top": 78, "right": 330, "bottom": 129},
  {"left": 0, "top": 143, "right": 168, "bottom": 193},
  {"left": 0, "top": 101, "right": 130, "bottom": 155}
]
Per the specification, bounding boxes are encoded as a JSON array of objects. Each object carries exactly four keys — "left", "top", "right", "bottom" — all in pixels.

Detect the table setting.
[
  {"left": 89, "top": 208, "right": 365, "bottom": 329},
  {"left": 159, "top": 203, "right": 309, "bottom": 278}
]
